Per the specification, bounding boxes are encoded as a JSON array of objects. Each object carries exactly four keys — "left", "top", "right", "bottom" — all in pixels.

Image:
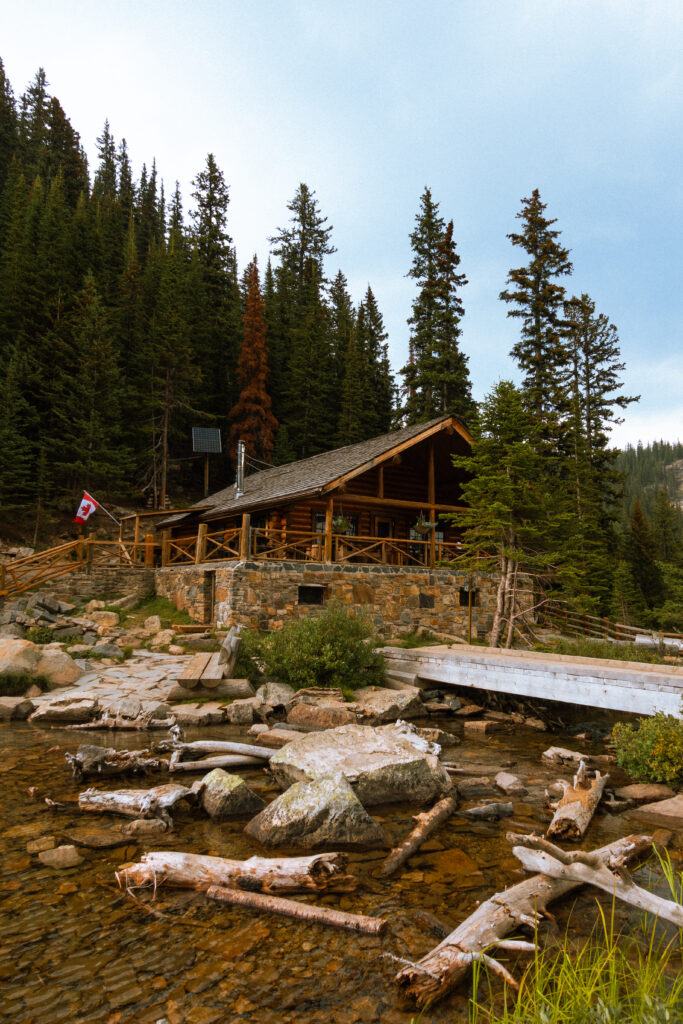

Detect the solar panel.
[{"left": 192, "top": 427, "right": 223, "bottom": 454}]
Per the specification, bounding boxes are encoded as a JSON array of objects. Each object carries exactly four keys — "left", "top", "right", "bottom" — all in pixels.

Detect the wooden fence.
[{"left": 541, "top": 603, "right": 683, "bottom": 645}]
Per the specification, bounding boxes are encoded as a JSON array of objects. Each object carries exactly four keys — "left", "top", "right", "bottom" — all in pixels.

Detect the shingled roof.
[{"left": 160, "top": 414, "right": 470, "bottom": 529}]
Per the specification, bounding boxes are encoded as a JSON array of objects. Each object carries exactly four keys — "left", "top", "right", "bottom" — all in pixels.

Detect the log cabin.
[{"left": 157, "top": 414, "right": 472, "bottom": 570}]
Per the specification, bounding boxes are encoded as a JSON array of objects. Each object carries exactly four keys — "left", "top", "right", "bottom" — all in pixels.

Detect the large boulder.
[
  {"left": 35, "top": 648, "right": 83, "bottom": 687},
  {"left": 224, "top": 697, "right": 264, "bottom": 725},
  {"left": 255, "top": 681, "right": 296, "bottom": 707},
  {"left": 270, "top": 722, "right": 452, "bottom": 806},
  {"left": 0, "top": 638, "right": 41, "bottom": 678},
  {"left": 624, "top": 793, "right": 683, "bottom": 829},
  {"left": 244, "top": 774, "right": 385, "bottom": 848},
  {"left": 353, "top": 686, "right": 422, "bottom": 723},
  {"left": 0, "top": 696, "right": 35, "bottom": 720},
  {"left": 201, "top": 769, "right": 265, "bottom": 820},
  {"left": 89, "top": 611, "right": 120, "bottom": 628}
]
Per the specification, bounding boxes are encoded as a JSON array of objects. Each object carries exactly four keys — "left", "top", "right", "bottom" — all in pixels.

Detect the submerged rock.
[
  {"left": 200, "top": 769, "right": 265, "bottom": 820},
  {"left": 38, "top": 844, "right": 83, "bottom": 869},
  {"left": 245, "top": 774, "right": 385, "bottom": 848},
  {"left": 495, "top": 772, "right": 528, "bottom": 796},
  {"left": 624, "top": 794, "right": 683, "bottom": 829},
  {"left": 269, "top": 722, "right": 452, "bottom": 806},
  {"left": 461, "top": 801, "right": 514, "bottom": 821}
]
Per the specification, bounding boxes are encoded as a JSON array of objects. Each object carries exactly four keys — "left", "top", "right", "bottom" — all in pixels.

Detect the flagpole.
[{"left": 96, "top": 502, "right": 121, "bottom": 527}]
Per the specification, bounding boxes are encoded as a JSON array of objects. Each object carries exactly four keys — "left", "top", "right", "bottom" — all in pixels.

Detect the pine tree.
[
  {"left": 0, "top": 56, "right": 18, "bottom": 198},
  {"left": 336, "top": 327, "right": 366, "bottom": 446},
  {"left": 285, "top": 268, "right": 334, "bottom": 457},
  {"left": 651, "top": 488, "right": 682, "bottom": 565},
  {"left": 0, "top": 344, "right": 33, "bottom": 509},
  {"left": 401, "top": 190, "right": 472, "bottom": 423},
  {"left": 327, "top": 270, "right": 355, "bottom": 429},
  {"left": 356, "top": 285, "right": 394, "bottom": 435},
  {"left": 189, "top": 153, "right": 241, "bottom": 420},
  {"left": 500, "top": 189, "right": 573, "bottom": 419},
  {"left": 449, "top": 381, "right": 573, "bottom": 647},
  {"left": 610, "top": 559, "right": 646, "bottom": 625},
  {"left": 270, "top": 183, "right": 335, "bottom": 287},
  {"left": 626, "top": 500, "right": 664, "bottom": 609},
  {"left": 228, "top": 257, "right": 278, "bottom": 466}
]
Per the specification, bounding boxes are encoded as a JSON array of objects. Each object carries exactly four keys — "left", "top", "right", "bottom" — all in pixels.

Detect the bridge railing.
[{"left": 541, "top": 603, "right": 683, "bottom": 644}]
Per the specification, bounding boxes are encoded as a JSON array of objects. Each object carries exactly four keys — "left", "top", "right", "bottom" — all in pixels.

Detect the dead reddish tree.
[{"left": 228, "top": 257, "right": 278, "bottom": 467}]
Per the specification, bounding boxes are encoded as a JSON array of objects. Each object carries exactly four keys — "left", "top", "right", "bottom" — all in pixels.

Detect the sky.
[{"left": 3, "top": 0, "right": 682, "bottom": 446}]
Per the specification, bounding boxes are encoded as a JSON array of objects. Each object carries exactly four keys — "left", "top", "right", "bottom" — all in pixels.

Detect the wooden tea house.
[{"left": 158, "top": 415, "right": 472, "bottom": 569}]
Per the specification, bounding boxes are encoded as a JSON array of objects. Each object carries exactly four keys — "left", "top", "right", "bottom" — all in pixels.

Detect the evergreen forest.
[{"left": 0, "top": 60, "right": 680, "bottom": 628}]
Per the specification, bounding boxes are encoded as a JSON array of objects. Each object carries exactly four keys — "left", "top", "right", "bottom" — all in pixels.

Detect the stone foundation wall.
[
  {"left": 47, "top": 567, "right": 155, "bottom": 604},
  {"left": 155, "top": 560, "right": 508, "bottom": 638}
]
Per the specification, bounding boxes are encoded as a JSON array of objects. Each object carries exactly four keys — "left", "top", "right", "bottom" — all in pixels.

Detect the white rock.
[{"left": 89, "top": 611, "right": 120, "bottom": 627}]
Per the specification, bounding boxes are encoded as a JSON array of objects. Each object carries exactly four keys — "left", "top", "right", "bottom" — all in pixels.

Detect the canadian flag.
[{"left": 73, "top": 491, "right": 99, "bottom": 524}]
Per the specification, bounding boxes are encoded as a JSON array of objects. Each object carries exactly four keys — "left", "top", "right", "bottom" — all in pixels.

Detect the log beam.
[{"left": 206, "top": 885, "right": 386, "bottom": 935}]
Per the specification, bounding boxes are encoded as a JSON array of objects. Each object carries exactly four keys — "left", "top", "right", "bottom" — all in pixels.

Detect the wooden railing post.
[
  {"left": 195, "top": 523, "right": 208, "bottom": 564},
  {"left": 144, "top": 533, "right": 155, "bottom": 568},
  {"left": 239, "top": 514, "right": 251, "bottom": 559},
  {"left": 86, "top": 533, "right": 94, "bottom": 572},
  {"left": 161, "top": 530, "right": 171, "bottom": 567},
  {"left": 324, "top": 497, "right": 333, "bottom": 562},
  {"left": 0, "top": 563, "right": 5, "bottom": 599}
]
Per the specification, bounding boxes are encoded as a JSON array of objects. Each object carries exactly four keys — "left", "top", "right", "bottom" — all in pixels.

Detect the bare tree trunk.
[
  {"left": 381, "top": 794, "right": 459, "bottom": 877},
  {"left": 394, "top": 833, "right": 651, "bottom": 1009},
  {"left": 118, "top": 851, "right": 357, "bottom": 895},
  {"left": 156, "top": 739, "right": 272, "bottom": 761},
  {"left": 489, "top": 555, "right": 508, "bottom": 648},
  {"left": 207, "top": 885, "right": 386, "bottom": 934},
  {"left": 546, "top": 762, "right": 608, "bottom": 841},
  {"left": 505, "top": 561, "right": 519, "bottom": 648}
]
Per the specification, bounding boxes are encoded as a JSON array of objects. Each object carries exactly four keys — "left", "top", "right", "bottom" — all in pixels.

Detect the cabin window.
[
  {"left": 419, "top": 592, "right": 435, "bottom": 609},
  {"left": 459, "top": 587, "right": 477, "bottom": 607},
  {"left": 298, "top": 585, "right": 325, "bottom": 605},
  {"left": 312, "top": 512, "right": 358, "bottom": 536},
  {"left": 409, "top": 526, "right": 444, "bottom": 564}
]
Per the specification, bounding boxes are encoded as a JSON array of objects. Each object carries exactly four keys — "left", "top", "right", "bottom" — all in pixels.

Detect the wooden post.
[
  {"left": 86, "top": 532, "right": 94, "bottom": 572},
  {"left": 133, "top": 516, "right": 141, "bottom": 563},
  {"left": 378, "top": 465, "right": 384, "bottom": 499},
  {"left": 144, "top": 533, "right": 155, "bottom": 568},
  {"left": 195, "top": 523, "right": 207, "bottom": 564},
  {"left": 161, "top": 529, "right": 171, "bottom": 567},
  {"left": 204, "top": 454, "right": 210, "bottom": 497},
  {"left": 239, "top": 513, "right": 251, "bottom": 559},
  {"left": 324, "top": 496, "right": 334, "bottom": 562},
  {"left": 0, "top": 563, "right": 6, "bottom": 598},
  {"left": 428, "top": 443, "right": 436, "bottom": 567}
]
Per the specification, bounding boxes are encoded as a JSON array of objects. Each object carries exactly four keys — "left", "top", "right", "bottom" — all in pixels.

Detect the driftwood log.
[
  {"left": 381, "top": 794, "right": 459, "bottom": 877},
  {"left": 394, "top": 833, "right": 652, "bottom": 1009},
  {"left": 118, "top": 851, "right": 357, "bottom": 894},
  {"left": 206, "top": 885, "right": 386, "bottom": 934},
  {"left": 510, "top": 833, "right": 683, "bottom": 927},
  {"left": 79, "top": 782, "right": 197, "bottom": 824},
  {"left": 66, "top": 711, "right": 177, "bottom": 731},
  {"left": 541, "top": 746, "right": 613, "bottom": 771},
  {"left": 156, "top": 739, "right": 272, "bottom": 761},
  {"left": 546, "top": 761, "right": 608, "bottom": 840},
  {"left": 168, "top": 752, "right": 264, "bottom": 773},
  {"left": 66, "top": 745, "right": 168, "bottom": 780}
]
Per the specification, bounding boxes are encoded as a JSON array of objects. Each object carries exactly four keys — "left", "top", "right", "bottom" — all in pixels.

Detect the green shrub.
[
  {"left": 0, "top": 672, "right": 51, "bottom": 696},
  {"left": 613, "top": 713, "right": 683, "bottom": 787},
  {"left": 24, "top": 626, "right": 53, "bottom": 644},
  {"left": 252, "top": 604, "right": 385, "bottom": 698},
  {"left": 234, "top": 630, "right": 266, "bottom": 686}
]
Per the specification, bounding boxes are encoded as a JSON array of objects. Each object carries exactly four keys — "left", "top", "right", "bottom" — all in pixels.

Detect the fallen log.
[
  {"left": 118, "top": 851, "right": 357, "bottom": 894},
  {"left": 168, "top": 752, "right": 264, "bottom": 773},
  {"left": 541, "top": 746, "right": 613, "bottom": 771},
  {"left": 394, "top": 833, "right": 651, "bottom": 1009},
  {"left": 546, "top": 761, "right": 608, "bottom": 840},
  {"left": 381, "top": 794, "right": 459, "bottom": 877},
  {"left": 79, "top": 782, "right": 197, "bottom": 824},
  {"left": 206, "top": 884, "right": 386, "bottom": 934},
  {"left": 509, "top": 833, "right": 683, "bottom": 928},
  {"left": 65, "top": 711, "right": 177, "bottom": 731},
  {"left": 156, "top": 739, "right": 272, "bottom": 760},
  {"left": 66, "top": 745, "right": 168, "bottom": 780}
]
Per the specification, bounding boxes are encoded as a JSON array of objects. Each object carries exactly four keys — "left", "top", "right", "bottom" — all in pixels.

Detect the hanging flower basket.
[
  {"left": 413, "top": 513, "right": 437, "bottom": 535},
  {"left": 332, "top": 515, "right": 351, "bottom": 534}
]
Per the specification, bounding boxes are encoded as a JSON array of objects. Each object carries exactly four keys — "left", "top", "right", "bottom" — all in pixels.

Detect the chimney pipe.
[{"left": 236, "top": 440, "right": 245, "bottom": 498}]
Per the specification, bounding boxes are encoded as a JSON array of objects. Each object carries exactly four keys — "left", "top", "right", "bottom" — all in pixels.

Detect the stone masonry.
[
  {"left": 47, "top": 567, "right": 155, "bottom": 604},
  {"left": 155, "top": 560, "right": 505, "bottom": 638}
]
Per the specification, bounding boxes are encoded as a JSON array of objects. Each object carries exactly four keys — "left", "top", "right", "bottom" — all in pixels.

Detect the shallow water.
[{"left": 0, "top": 716, "right": 678, "bottom": 1023}]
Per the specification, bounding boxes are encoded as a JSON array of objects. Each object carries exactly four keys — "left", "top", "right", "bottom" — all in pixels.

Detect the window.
[
  {"left": 298, "top": 585, "right": 325, "bottom": 605},
  {"left": 312, "top": 512, "right": 358, "bottom": 536},
  {"left": 459, "top": 587, "right": 477, "bottom": 607}
]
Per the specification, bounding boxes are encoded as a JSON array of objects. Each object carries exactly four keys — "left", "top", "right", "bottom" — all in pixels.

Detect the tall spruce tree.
[
  {"left": 356, "top": 285, "right": 394, "bottom": 435},
  {"left": 401, "top": 189, "right": 472, "bottom": 424},
  {"left": 626, "top": 500, "right": 664, "bottom": 610},
  {"left": 500, "top": 189, "right": 573, "bottom": 420},
  {"left": 228, "top": 257, "right": 278, "bottom": 466}
]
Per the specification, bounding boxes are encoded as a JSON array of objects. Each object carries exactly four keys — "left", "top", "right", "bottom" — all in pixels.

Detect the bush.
[
  {"left": 613, "top": 713, "right": 683, "bottom": 787},
  {"left": 0, "top": 672, "right": 51, "bottom": 696},
  {"left": 252, "top": 604, "right": 385, "bottom": 698},
  {"left": 24, "top": 626, "right": 53, "bottom": 645}
]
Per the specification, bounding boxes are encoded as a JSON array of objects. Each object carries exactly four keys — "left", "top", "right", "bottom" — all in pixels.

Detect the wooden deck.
[{"left": 382, "top": 644, "right": 683, "bottom": 718}]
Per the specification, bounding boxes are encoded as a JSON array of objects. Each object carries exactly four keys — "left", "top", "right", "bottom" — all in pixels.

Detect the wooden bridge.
[{"left": 383, "top": 644, "right": 683, "bottom": 719}]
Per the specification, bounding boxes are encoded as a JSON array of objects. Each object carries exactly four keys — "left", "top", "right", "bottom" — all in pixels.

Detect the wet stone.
[{"left": 38, "top": 844, "right": 84, "bottom": 869}]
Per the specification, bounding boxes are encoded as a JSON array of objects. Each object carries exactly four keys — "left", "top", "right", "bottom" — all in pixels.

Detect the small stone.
[
  {"left": 255, "top": 681, "right": 296, "bottom": 707},
  {"left": 495, "top": 771, "right": 528, "bottom": 796},
  {"left": 614, "top": 783, "right": 675, "bottom": 804},
  {"left": 464, "top": 719, "right": 501, "bottom": 735},
  {"left": 168, "top": 644, "right": 185, "bottom": 655},
  {"left": 27, "top": 836, "right": 56, "bottom": 853},
  {"left": 121, "top": 818, "right": 170, "bottom": 837},
  {"left": 248, "top": 723, "right": 270, "bottom": 736},
  {"left": 89, "top": 610, "right": 120, "bottom": 627},
  {"left": 224, "top": 697, "right": 262, "bottom": 725},
  {"left": 144, "top": 615, "right": 163, "bottom": 632},
  {"left": 85, "top": 600, "right": 105, "bottom": 613},
  {"left": 461, "top": 801, "right": 514, "bottom": 821},
  {"left": 90, "top": 642, "right": 124, "bottom": 658},
  {"left": 524, "top": 717, "right": 548, "bottom": 732},
  {"left": 38, "top": 844, "right": 83, "bottom": 869}
]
